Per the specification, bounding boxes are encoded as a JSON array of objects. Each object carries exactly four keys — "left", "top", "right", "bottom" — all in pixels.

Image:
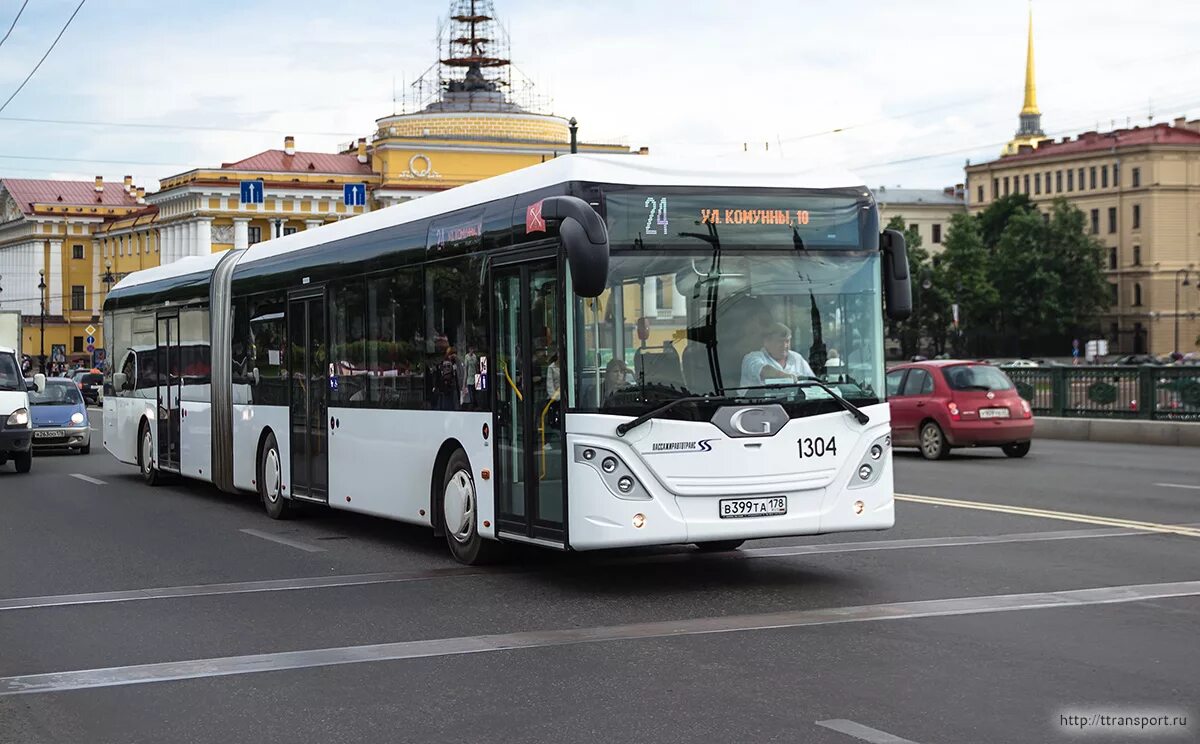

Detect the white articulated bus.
[{"left": 103, "top": 155, "right": 912, "bottom": 564}]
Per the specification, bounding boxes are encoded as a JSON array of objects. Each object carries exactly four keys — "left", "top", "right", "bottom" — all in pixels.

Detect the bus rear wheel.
[
  {"left": 695, "top": 540, "right": 745, "bottom": 552},
  {"left": 441, "top": 449, "right": 500, "bottom": 565},
  {"left": 259, "top": 432, "right": 292, "bottom": 520}
]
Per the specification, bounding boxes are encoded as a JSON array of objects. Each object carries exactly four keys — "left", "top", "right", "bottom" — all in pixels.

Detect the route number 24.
[
  {"left": 644, "top": 196, "right": 669, "bottom": 235},
  {"left": 798, "top": 436, "right": 837, "bottom": 459}
]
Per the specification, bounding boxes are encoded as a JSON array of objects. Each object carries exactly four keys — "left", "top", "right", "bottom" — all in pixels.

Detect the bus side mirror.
[
  {"left": 32, "top": 373, "right": 46, "bottom": 394},
  {"left": 881, "top": 229, "right": 912, "bottom": 321},
  {"left": 113, "top": 372, "right": 127, "bottom": 391},
  {"left": 541, "top": 196, "right": 610, "bottom": 298}
]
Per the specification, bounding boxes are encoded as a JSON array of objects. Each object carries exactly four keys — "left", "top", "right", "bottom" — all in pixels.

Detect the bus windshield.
[{"left": 571, "top": 250, "right": 884, "bottom": 417}]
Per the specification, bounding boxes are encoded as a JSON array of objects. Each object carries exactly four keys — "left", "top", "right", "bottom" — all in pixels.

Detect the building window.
[
  {"left": 1133, "top": 283, "right": 1142, "bottom": 306},
  {"left": 1108, "top": 247, "right": 1117, "bottom": 270},
  {"left": 71, "top": 244, "right": 84, "bottom": 260},
  {"left": 73, "top": 336, "right": 84, "bottom": 353},
  {"left": 1113, "top": 164, "right": 1120, "bottom": 187},
  {"left": 1067, "top": 170, "right": 1074, "bottom": 191},
  {"left": 1132, "top": 245, "right": 1141, "bottom": 266},
  {"left": 1090, "top": 209, "right": 1100, "bottom": 235},
  {"left": 1055, "top": 170, "right": 1062, "bottom": 192},
  {"left": 977, "top": 185, "right": 984, "bottom": 203},
  {"left": 1131, "top": 167, "right": 1140, "bottom": 188},
  {"left": 1101, "top": 166, "right": 1108, "bottom": 188},
  {"left": 1023, "top": 174, "right": 1030, "bottom": 194},
  {"left": 1132, "top": 204, "right": 1141, "bottom": 230},
  {"left": 283, "top": 227, "right": 297, "bottom": 236},
  {"left": 932, "top": 223, "right": 942, "bottom": 244},
  {"left": 1079, "top": 168, "right": 1086, "bottom": 190},
  {"left": 1045, "top": 170, "right": 1051, "bottom": 193},
  {"left": 993, "top": 178, "right": 999, "bottom": 198},
  {"left": 70, "top": 285, "right": 85, "bottom": 311},
  {"left": 1035, "top": 173, "right": 1041, "bottom": 194},
  {"left": 1108, "top": 207, "right": 1117, "bottom": 234},
  {"left": 1109, "top": 282, "right": 1118, "bottom": 305},
  {"left": 248, "top": 226, "right": 262, "bottom": 245},
  {"left": 1003, "top": 177, "right": 1010, "bottom": 196}
]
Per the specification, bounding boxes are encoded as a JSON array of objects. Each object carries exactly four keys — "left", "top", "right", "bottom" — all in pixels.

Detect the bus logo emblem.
[
  {"left": 526, "top": 201, "right": 546, "bottom": 233},
  {"left": 711, "top": 404, "right": 789, "bottom": 438}
]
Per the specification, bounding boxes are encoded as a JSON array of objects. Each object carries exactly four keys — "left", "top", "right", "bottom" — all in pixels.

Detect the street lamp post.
[
  {"left": 37, "top": 268, "right": 46, "bottom": 374},
  {"left": 1175, "top": 269, "right": 1191, "bottom": 355}
]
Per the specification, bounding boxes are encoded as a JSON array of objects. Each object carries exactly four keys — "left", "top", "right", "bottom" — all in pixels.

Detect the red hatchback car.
[{"left": 886, "top": 360, "right": 1034, "bottom": 460}]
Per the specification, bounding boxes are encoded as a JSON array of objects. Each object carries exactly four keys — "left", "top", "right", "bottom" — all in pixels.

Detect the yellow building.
[
  {"left": 965, "top": 10, "right": 1200, "bottom": 355},
  {"left": 874, "top": 186, "right": 966, "bottom": 254}
]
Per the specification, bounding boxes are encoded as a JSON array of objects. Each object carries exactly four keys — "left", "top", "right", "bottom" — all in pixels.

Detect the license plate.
[
  {"left": 979, "top": 407, "right": 1011, "bottom": 419},
  {"left": 719, "top": 496, "right": 787, "bottom": 519},
  {"left": 33, "top": 429, "right": 63, "bottom": 438}
]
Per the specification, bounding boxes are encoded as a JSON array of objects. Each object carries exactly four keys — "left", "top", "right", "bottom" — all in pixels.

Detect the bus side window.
[{"left": 119, "top": 352, "right": 136, "bottom": 394}]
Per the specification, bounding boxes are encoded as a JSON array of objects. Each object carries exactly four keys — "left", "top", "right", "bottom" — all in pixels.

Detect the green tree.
[
  {"left": 1042, "top": 198, "right": 1110, "bottom": 331},
  {"left": 933, "top": 213, "right": 997, "bottom": 355},
  {"left": 883, "top": 216, "right": 929, "bottom": 358},
  {"left": 977, "top": 193, "right": 1035, "bottom": 248}
]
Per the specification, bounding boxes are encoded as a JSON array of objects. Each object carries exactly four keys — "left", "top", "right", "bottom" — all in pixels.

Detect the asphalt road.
[{"left": 1, "top": 412, "right": 1197, "bottom": 744}]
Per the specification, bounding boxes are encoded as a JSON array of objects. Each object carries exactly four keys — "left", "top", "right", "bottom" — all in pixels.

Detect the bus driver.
[{"left": 740, "top": 322, "right": 815, "bottom": 388}]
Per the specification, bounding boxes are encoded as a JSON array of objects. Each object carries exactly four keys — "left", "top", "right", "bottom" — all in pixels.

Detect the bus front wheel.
[
  {"left": 139, "top": 422, "right": 161, "bottom": 486},
  {"left": 259, "top": 432, "right": 292, "bottom": 520},
  {"left": 441, "top": 449, "right": 500, "bottom": 565}
]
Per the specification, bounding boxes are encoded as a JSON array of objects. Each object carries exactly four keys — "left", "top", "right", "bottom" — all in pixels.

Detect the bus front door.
[
  {"left": 492, "top": 258, "right": 567, "bottom": 547},
  {"left": 287, "top": 290, "right": 329, "bottom": 503},
  {"left": 155, "top": 313, "right": 181, "bottom": 473}
]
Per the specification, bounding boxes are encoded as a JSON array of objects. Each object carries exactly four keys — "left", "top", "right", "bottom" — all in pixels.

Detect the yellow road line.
[{"left": 895, "top": 493, "right": 1200, "bottom": 539}]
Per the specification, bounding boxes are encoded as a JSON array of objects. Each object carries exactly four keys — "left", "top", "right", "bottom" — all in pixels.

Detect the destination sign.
[
  {"left": 427, "top": 209, "right": 484, "bottom": 254},
  {"left": 604, "top": 192, "right": 864, "bottom": 250}
]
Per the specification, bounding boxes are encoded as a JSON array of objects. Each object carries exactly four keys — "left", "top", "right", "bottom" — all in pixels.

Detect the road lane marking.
[
  {"left": 68, "top": 474, "right": 106, "bottom": 486},
  {"left": 816, "top": 719, "right": 921, "bottom": 743},
  {"left": 1155, "top": 483, "right": 1200, "bottom": 491},
  {"left": 896, "top": 493, "right": 1200, "bottom": 538},
  {"left": 2, "top": 579, "right": 1198, "bottom": 696},
  {"left": 0, "top": 525, "right": 1164, "bottom": 613},
  {"left": 238, "top": 528, "right": 326, "bottom": 553}
]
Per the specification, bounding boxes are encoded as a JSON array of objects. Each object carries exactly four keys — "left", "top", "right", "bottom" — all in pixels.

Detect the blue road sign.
[
  {"left": 86, "top": 335, "right": 95, "bottom": 345},
  {"left": 343, "top": 183, "right": 366, "bottom": 207},
  {"left": 86, "top": 344, "right": 95, "bottom": 353},
  {"left": 240, "top": 180, "right": 264, "bottom": 204}
]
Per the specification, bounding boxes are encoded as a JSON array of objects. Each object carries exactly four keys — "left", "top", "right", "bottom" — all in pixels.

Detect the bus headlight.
[
  {"left": 858, "top": 464, "right": 872, "bottom": 480},
  {"left": 848, "top": 433, "right": 889, "bottom": 490},
  {"left": 870, "top": 444, "right": 883, "bottom": 460},
  {"left": 573, "top": 445, "right": 649, "bottom": 501},
  {"left": 601, "top": 457, "right": 618, "bottom": 473},
  {"left": 617, "top": 476, "right": 634, "bottom": 493}
]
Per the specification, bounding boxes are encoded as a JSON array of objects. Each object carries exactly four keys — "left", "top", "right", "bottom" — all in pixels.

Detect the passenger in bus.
[{"left": 740, "top": 322, "right": 815, "bottom": 388}]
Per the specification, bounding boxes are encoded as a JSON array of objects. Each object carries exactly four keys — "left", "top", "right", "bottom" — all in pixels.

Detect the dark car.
[
  {"left": 887, "top": 360, "right": 1034, "bottom": 460},
  {"left": 70, "top": 369, "right": 104, "bottom": 405}
]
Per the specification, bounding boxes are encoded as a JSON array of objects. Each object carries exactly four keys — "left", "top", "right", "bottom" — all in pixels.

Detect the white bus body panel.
[
  {"left": 103, "top": 394, "right": 154, "bottom": 466},
  {"left": 324, "top": 408, "right": 493, "bottom": 535},
  {"left": 565, "top": 404, "right": 894, "bottom": 550},
  {"left": 180, "top": 399, "right": 212, "bottom": 483},
  {"left": 231, "top": 404, "right": 289, "bottom": 494}
]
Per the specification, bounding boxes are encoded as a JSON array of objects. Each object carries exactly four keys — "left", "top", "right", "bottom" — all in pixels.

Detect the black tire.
[
  {"left": 259, "top": 431, "right": 292, "bottom": 520},
  {"left": 1002, "top": 441, "right": 1031, "bottom": 458},
  {"left": 441, "top": 448, "right": 501, "bottom": 565},
  {"left": 695, "top": 540, "right": 746, "bottom": 552},
  {"left": 80, "top": 443, "right": 91, "bottom": 455},
  {"left": 139, "top": 422, "right": 161, "bottom": 485},
  {"left": 919, "top": 421, "right": 950, "bottom": 460},
  {"left": 13, "top": 451, "right": 32, "bottom": 473}
]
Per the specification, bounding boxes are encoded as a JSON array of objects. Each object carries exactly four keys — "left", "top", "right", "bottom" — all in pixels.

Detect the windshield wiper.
[
  {"left": 615, "top": 394, "right": 772, "bottom": 437},
  {"left": 734, "top": 379, "right": 871, "bottom": 425}
]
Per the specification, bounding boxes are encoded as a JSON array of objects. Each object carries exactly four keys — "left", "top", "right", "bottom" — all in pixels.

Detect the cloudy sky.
[{"left": 0, "top": 0, "right": 1197, "bottom": 191}]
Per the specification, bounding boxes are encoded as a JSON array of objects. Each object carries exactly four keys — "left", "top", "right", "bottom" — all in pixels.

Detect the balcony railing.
[{"left": 1002, "top": 366, "right": 1200, "bottom": 421}]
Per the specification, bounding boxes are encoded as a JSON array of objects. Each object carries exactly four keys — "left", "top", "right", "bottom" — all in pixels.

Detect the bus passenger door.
[
  {"left": 491, "top": 258, "right": 567, "bottom": 547},
  {"left": 155, "top": 313, "right": 181, "bottom": 473},
  {"left": 287, "top": 290, "right": 329, "bottom": 503}
]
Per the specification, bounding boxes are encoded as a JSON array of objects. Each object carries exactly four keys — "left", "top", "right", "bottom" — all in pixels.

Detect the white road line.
[
  {"left": 816, "top": 719, "right": 922, "bottom": 743},
  {"left": 238, "top": 528, "right": 325, "bottom": 553},
  {"left": 0, "top": 525, "right": 1161, "bottom": 613},
  {"left": 68, "top": 474, "right": 106, "bottom": 485},
  {"left": 1155, "top": 483, "right": 1200, "bottom": 490},
  {"left": 2, "top": 579, "right": 1198, "bottom": 696}
]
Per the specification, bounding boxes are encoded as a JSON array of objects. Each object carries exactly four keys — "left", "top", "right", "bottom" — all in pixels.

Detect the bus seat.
[{"left": 635, "top": 345, "right": 685, "bottom": 391}]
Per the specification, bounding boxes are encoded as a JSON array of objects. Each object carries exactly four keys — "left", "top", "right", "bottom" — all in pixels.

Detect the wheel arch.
[{"left": 430, "top": 438, "right": 468, "bottom": 537}]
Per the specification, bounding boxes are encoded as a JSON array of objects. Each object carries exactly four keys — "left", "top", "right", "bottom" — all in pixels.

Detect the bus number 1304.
[{"left": 798, "top": 436, "right": 836, "bottom": 459}]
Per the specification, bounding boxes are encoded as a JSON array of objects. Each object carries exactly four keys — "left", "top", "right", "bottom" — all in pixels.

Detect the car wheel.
[
  {"left": 1002, "top": 441, "right": 1031, "bottom": 458},
  {"left": 259, "top": 432, "right": 292, "bottom": 520},
  {"left": 80, "top": 443, "right": 90, "bottom": 455},
  {"left": 139, "top": 423, "right": 161, "bottom": 486},
  {"left": 13, "top": 451, "right": 32, "bottom": 473},
  {"left": 442, "top": 448, "right": 501, "bottom": 565},
  {"left": 920, "top": 421, "right": 949, "bottom": 460},
  {"left": 695, "top": 540, "right": 746, "bottom": 552}
]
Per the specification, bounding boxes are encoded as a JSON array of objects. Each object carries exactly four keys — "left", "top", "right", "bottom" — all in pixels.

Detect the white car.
[
  {"left": 1004, "top": 359, "right": 1039, "bottom": 368},
  {"left": 0, "top": 346, "right": 45, "bottom": 473}
]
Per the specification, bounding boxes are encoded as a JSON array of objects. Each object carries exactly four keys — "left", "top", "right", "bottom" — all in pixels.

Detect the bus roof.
[{"left": 110, "top": 154, "right": 867, "bottom": 294}]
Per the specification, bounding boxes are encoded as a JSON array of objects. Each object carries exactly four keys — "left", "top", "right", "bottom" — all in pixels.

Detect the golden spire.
[{"left": 1021, "top": 4, "right": 1039, "bottom": 115}]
